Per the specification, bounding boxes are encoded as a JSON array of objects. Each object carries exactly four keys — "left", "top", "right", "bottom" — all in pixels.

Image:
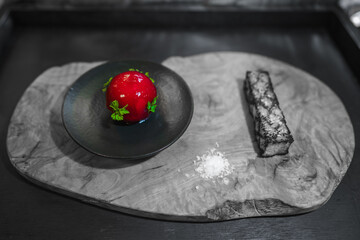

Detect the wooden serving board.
[{"left": 6, "top": 52, "right": 355, "bottom": 221}]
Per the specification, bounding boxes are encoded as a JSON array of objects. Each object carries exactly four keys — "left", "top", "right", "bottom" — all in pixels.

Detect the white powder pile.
[{"left": 194, "top": 147, "right": 233, "bottom": 180}]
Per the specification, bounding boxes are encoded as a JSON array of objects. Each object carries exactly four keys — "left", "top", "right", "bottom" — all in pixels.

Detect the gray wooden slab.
[{"left": 6, "top": 52, "right": 355, "bottom": 221}]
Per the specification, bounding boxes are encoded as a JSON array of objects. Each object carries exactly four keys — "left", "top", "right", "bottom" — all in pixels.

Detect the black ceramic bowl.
[{"left": 62, "top": 61, "right": 194, "bottom": 159}]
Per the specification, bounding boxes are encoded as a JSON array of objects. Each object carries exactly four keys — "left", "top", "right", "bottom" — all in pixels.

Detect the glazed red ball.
[{"left": 106, "top": 71, "right": 157, "bottom": 123}]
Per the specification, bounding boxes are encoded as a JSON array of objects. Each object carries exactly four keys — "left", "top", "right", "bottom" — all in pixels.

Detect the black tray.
[{"left": 0, "top": 3, "right": 359, "bottom": 240}]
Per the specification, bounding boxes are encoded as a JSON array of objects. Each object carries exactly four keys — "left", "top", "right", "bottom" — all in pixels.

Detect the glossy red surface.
[{"left": 106, "top": 71, "right": 157, "bottom": 123}]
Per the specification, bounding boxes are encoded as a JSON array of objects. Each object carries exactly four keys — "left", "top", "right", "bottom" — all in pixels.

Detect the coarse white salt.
[{"left": 195, "top": 147, "right": 233, "bottom": 179}]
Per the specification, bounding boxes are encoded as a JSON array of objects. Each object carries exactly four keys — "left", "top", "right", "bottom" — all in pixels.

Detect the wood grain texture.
[{"left": 6, "top": 52, "right": 355, "bottom": 221}]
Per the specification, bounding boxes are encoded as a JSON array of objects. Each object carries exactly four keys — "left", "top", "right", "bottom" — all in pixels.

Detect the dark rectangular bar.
[{"left": 244, "top": 71, "right": 294, "bottom": 157}]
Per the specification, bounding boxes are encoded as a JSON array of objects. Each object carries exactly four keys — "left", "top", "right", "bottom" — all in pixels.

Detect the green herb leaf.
[
  {"left": 109, "top": 100, "right": 130, "bottom": 121},
  {"left": 102, "top": 77, "right": 113, "bottom": 92},
  {"left": 129, "top": 68, "right": 135, "bottom": 71},
  {"left": 119, "top": 105, "right": 130, "bottom": 115},
  {"left": 147, "top": 96, "right": 158, "bottom": 113},
  {"left": 109, "top": 100, "right": 119, "bottom": 110},
  {"left": 152, "top": 96, "right": 157, "bottom": 105}
]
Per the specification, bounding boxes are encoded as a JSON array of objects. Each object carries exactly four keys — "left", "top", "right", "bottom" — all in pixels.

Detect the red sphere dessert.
[{"left": 103, "top": 69, "right": 157, "bottom": 123}]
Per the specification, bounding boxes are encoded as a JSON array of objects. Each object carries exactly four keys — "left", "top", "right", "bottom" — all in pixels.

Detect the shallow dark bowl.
[{"left": 62, "top": 61, "right": 194, "bottom": 159}]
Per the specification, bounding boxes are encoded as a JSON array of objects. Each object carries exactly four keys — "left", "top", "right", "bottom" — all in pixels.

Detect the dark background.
[{"left": 0, "top": 2, "right": 359, "bottom": 240}]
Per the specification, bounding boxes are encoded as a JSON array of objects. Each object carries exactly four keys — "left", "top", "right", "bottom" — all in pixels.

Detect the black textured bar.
[{"left": 244, "top": 71, "right": 293, "bottom": 157}]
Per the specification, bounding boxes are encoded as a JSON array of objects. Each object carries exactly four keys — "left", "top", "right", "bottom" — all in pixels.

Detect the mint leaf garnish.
[
  {"left": 152, "top": 96, "right": 157, "bottom": 105},
  {"left": 102, "top": 77, "right": 113, "bottom": 92},
  {"left": 147, "top": 96, "right": 158, "bottom": 113},
  {"left": 109, "top": 100, "right": 130, "bottom": 121},
  {"left": 130, "top": 68, "right": 143, "bottom": 73}
]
